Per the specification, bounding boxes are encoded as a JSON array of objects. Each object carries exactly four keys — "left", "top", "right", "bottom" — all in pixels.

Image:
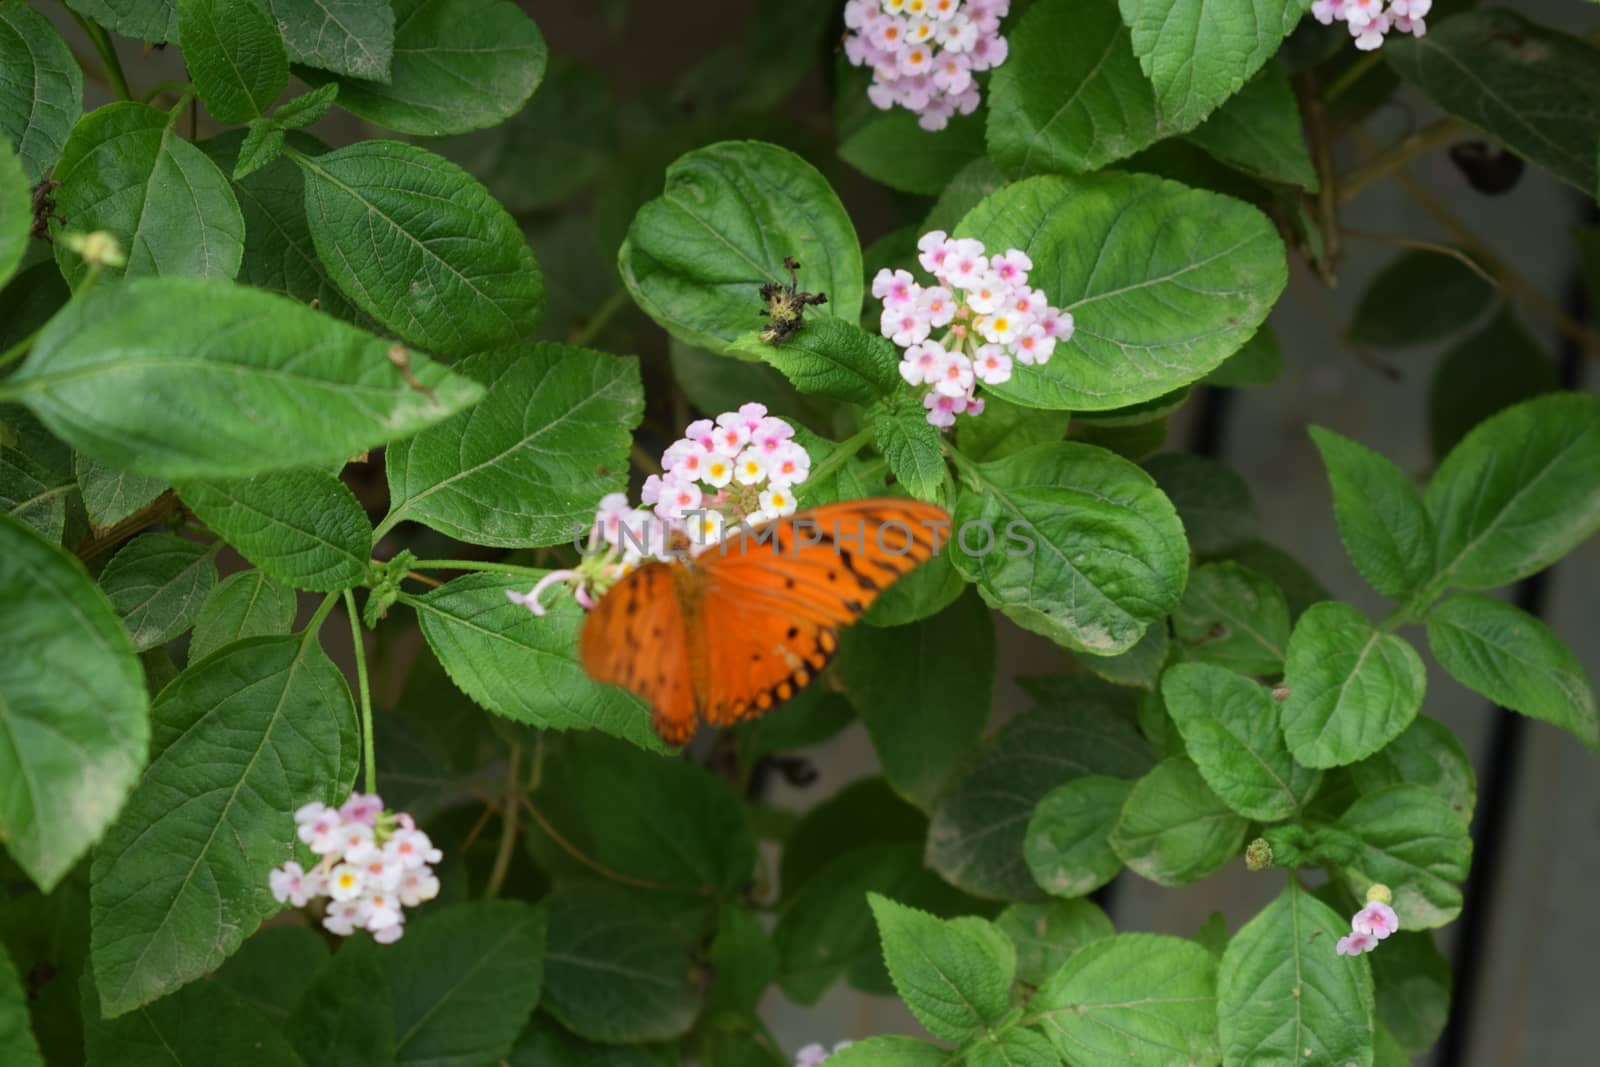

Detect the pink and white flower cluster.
[
  {"left": 875, "top": 231, "right": 1073, "bottom": 428},
  {"left": 795, "top": 1041, "right": 853, "bottom": 1066},
  {"left": 507, "top": 404, "right": 812, "bottom": 615},
  {"left": 843, "top": 0, "right": 1009, "bottom": 131},
  {"left": 1335, "top": 885, "right": 1401, "bottom": 956},
  {"left": 269, "top": 792, "right": 441, "bottom": 944},
  {"left": 1312, "top": 0, "right": 1429, "bottom": 50}
]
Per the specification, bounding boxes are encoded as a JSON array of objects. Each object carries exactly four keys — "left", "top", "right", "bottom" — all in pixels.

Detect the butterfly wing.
[
  {"left": 578, "top": 562, "right": 701, "bottom": 745},
  {"left": 695, "top": 499, "right": 948, "bottom": 728}
]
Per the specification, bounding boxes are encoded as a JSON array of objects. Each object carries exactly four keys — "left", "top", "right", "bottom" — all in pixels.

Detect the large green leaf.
[
  {"left": 0, "top": 944, "right": 43, "bottom": 1066},
  {"left": 868, "top": 896, "right": 1014, "bottom": 1045},
  {"left": 994, "top": 898, "right": 1114, "bottom": 986},
  {"left": 988, "top": 0, "right": 1178, "bottom": 177},
  {"left": 1348, "top": 715, "right": 1476, "bottom": 828},
  {"left": 189, "top": 569, "right": 298, "bottom": 663},
  {"left": 840, "top": 110, "right": 984, "bottom": 196},
  {"left": 50, "top": 103, "right": 244, "bottom": 288},
  {"left": 0, "top": 1, "right": 83, "bottom": 183},
  {"left": 1027, "top": 934, "right": 1219, "bottom": 1066},
  {"left": 1109, "top": 756, "right": 1248, "bottom": 885},
  {"left": 1387, "top": 10, "right": 1600, "bottom": 193},
  {"left": 870, "top": 389, "right": 946, "bottom": 504},
  {"left": 837, "top": 590, "right": 993, "bottom": 811},
  {"left": 299, "top": 0, "right": 545, "bottom": 135},
  {"left": 385, "top": 343, "right": 642, "bottom": 548},
  {"left": 287, "top": 938, "right": 393, "bottom": 1067},
  {"left": 0, "top": 137, "right": 25, "bottom": 288},
  {"left": 1185, "top": 63, "right": 1316, "bottom": 188},
  {"left": 821, "top": 1037, "right": 948, "bottom": 1067},
  {"left": 727, "top": 317, "right": 899, "bottom": 404},
  {"left": 256, "top": 0, "right": 393, "bottom": 81},
  {"left": 1427, "top": 593, "right": 1598, "bottom": 751},
  {"left": 509, "top": 1015, "right": 668, "bottom": 1066},
  {"left": 1143, "top": 452, "right": 1257, "bottom": 555},
  {"left": 927, "top": 688, "right": 1154, "bottom": 899},
  {"left": 89, "top": 633, "right": 357, "bottom": 1016},
  {"left": 179, "top": 470, "right": 370, "bottom": 592},
  {"left": 1118, "top": 0, "right": 1310, "bottom": 130},
  {"left": 1334, "top": 785, "right": 1472, "bottom": 929},
  {"left": 1161, "top": 662, "right": 1320, "bottom": 821},
  {"left": 1023, "top": 776, "right": 1132, "bottom": 898},
  {"left": 950, "top": 442, "right": 1189, "bottom": 655},
  {"left": 1280, "top": 602, "right": 1425, "bottom": 768},
  {"left": 619, "top": 141, "right": 864, "bottom": 355},
  {"left": 1427, "top": 312, "right": 1558, "bottom": 462},
  {"left": 0, "top": 517, "right": 147, "bottom": 892},
  {"left": 0, "top": 444, "right": 72, "bottom": 542},
  {"left": 384, "top": 902, "right": 546, "bottom": 1067},
  {"left": 956, "top": 173, "right": 1286, "bottom": 410},
  {"left": 296, "top": 140, "right": 543, "bottom": 358},
  {"left": 7, "top": 277, "right": 483, "bottom": 479},
  {"left": 1171, "top": 561, "right": 1290, "bottom": 676},
  {"left": 1217, "top": 879, "right": 1374, "bottom": 1067},
  {"left": 64, "top": 0, "right": 176, "bottom": 42},
  {"left": 75, "top": 456, "right": 166, "bottom": 532},
  {"left": 1424, "top": 392, "right": 1600, "bottom": 590},
  {"left": 1346, "top": 250, "right": 1495, "bottom": 349},
  {"left": 1370, "top": 932, "right": 1451, "bottom": 1056},
  {"left": 405, "top": 573, "right": 659, "bottom": 750},
  {"left": 97, "top": 532, "right": 216, "bottom": 651},
  {"left": 1310, "top": 426, "right": 1434, "bottom": 600},
  {"left": 178, "top": 0, "right": 288, "bottom": 123}
]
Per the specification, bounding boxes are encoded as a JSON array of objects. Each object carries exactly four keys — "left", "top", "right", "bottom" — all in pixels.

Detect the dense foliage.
[{"left": 2, "top": 1, "right": 1598, "bottom": 1064}]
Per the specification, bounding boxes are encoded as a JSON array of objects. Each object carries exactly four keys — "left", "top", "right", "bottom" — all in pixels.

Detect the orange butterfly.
[{"left": 580, "top": 498, "right": 949, "bottom": 745}]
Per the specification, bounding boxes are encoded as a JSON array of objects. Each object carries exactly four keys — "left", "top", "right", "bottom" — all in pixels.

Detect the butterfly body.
[{"left": 579, "top": 499, "right": 949, "bottom": 744}]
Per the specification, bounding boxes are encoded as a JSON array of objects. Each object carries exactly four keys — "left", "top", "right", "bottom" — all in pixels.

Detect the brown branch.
[{"left": 1294, "top": 70, "right": 1342, "bottom": 286}]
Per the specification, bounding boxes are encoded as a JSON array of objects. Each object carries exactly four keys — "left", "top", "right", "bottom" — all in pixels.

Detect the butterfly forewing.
[{"left": 578, "top": 562, "right": 700, "bottom": 745}]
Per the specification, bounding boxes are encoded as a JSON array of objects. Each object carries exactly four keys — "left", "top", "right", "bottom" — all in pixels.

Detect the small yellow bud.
[
  {"left": 62, "top": 230, "right": 127, "bottom": 268},
  {"left": 1365, "top": 883, "right": 1393, "bottom": 905}
]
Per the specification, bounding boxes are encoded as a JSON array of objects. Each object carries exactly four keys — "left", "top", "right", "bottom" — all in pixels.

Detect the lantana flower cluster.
[
  {"left": 842, "top": 0, "right": 1009, "bottom": 131},
  {"left": 875, "top": 231, "right": 1073, "bottom": 428},
  {"left": 795, "top": 1041, "right": 853, "bottom": 1066},
  {"left": 507, "top": 404, "right": 811, "bottom": 615},
  {"left": 1312, "top": 0, "right": 1429, "bottom": 50},
  {"left": 269, "top": 793, "right": 441, "bottom": 944},
  {"left": 1335, "top": 884, "right": 1401, "bottom": 956}
]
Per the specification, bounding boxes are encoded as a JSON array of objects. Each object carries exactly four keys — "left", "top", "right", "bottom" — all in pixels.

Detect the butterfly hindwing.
[{"left": 578, "top": 562, "right": 700, "bottom": 745}]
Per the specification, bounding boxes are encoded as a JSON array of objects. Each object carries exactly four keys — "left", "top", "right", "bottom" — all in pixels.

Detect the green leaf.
[
  {"left": 863, "top": 543, "right": 968, "bottom": 628},
  {"left": 189, "top": 569, "right": 298, "bottom": 662},
  {"left": 1424, "top": 392, "right": 1600, "bottom": 590},
  {"left": 1109, "top": 756, "right": 1248, "bottom": 885},
  {"left": 98, "top": 532, "right": 216, "bottom": 651},
  {"left": 0, "top": 1, "right": 84, "bottom": 183},
  {"left": 63, "top": 0, "right": 176, "bottom": 43},
  {"left": 1310, "top": 426, "right": 1435, "bottom": 600},
  {"left": 231, "top": 122, "right": 285, "bottom": 182},
  {"left": 867, "top": 895, "right": 1014, "bottom": 1043},
  {"left": 75, "top": 456, "right": 166, "bottom": 532},
  {"left": 527, "top": 732, "right": 755, "bottom": 897},
  {"left": 384, "top": 901, "right": 546, "bottom": 1067},
  {"left": 296, "top": 139, "right": 544, "bottom": 359},
  {"left": 288, "top": 939, "right": 394, "bottom": 1067},
  {"left": 953, "top": 395, "right": 1070, "bottom": 464},
  {"left": 870, "top": 391, "right": 946, "bottom": 504},
  {"left": 178, "top": 0, "right": 288, "bottom": 123},
  {"left": 1160, "top": 662, "right": 1320, "bottom": 821},
  {"left": 1204, "top": 324, "right": 1281, "bottom": 387},
  {"left": 1078, "top": 623, "right": 1170, "bottom": 689},
  {"left": 1280, "top": 601, "right": 1425, "bottom": 768},
  {"left": 1427, "top": 593, "right": 1598, "bottom": 750},
  {"left": 1171, "top": 560, "right": 1289, "bottom": 676},
  {"left": 994, "top": 898, "right": 1114, "bottom": 986},
  {"left": 1143, "top": 452, "right": 1256, "bottom": 554},
  {"left": 540, "top": 883, "right": 704, "bottom": 1044},
  {"left": 10, "top": 276, "right": 484, "bottom": 479},
  {"left": 987, "top": 0, "right": 1176, "bottom": 177},
  {"left": 956, "top": 173, "right": 1286, "bottom": 410},
  {"left": 1027, "top": 933, "right": 1219, "bottom": 1066},
  {"left": 619, "top": 141, "right": 864, "bottom": 355},
  {"left": 81, "top": 955, "right": 303, "bottom": 1066},
  {"left": 962, "top": 1028, "right": 1058, "bottom": 1067},
  {"left": 89, "top": 633, "right": 357, "bottom": 1016},
  {"left": 258, "top": 0, "right": 392, "bottom": 81},
  {"left": 840, "top": 110, "right": 984, "bottom": 196},
  {"left": 1387, "top": 10, "right": 1600, "bottom": 193},
  {"left": 927, "top": 694, "right": 1154, "bottom": 899},
  {"left": 1334, "top": 785, "right": 1472, "bottom": 929},
  {"left": 1218, "top": 538, "right": 1330, "bottom": 621},
  {"left": 178, "top": 470, "right": 370, "bottom": 592},
  {"left": 212, "top": 926, "right": 328, "bottom": 1022},
  {"left": 1346, "top": 250, "right": 1495, "bottom": 349},
  {"left": 0, "top": 945, "right": 42, "bottom": 1066},
  {"left": 1023, "top": 776, "right": 1133, "bottom": 898},
  {"left": 826, "top": 1036, "right": 948, "bottom": 1067},
  {"left": 1, "top": 444, "right": 72, "bottom": 541},
  {"left": 0, "top": 138, "right": 25, "bottom": 288},
  {"left": 728, "top": 317, "right": 899, "bottom": 404},
  {"left": 778, "top": 776, "right": 924, "bottom": 901},
  {"left": 922, "top": 157, "right": 1007, "bottom": 236},
  {"left": 1119, "top": 0, "right": 1309, "bottom": 130},
  {"left": 1427, "top": 311, "right": 1558, "bottom": 462},
  {"left": 299, "top": 0, "right": 545, "bottom": 135},
  {"left": 407, "top": 572, "right": 659, "bottom": 750},
  {"left": 1216, "top": 879, "right": 1375, "bottom": 1067},
  {"left": 508, "top": 1015, "right": 667, "bottom": 1066},
  {"left": 1348, "top": 714, "right": 1475, "bottom": 828},
  {"left": 838, "top": 591, "right": 992, "bottom": 811},
  {"left": 951, "top": 442, "right": 1189, "bottom": 655},
  {"left": 50, "top": 103, "right": 244, "bottom": 288},
  {"left": 385, "top": 343, "right": 642, "bottom": 547},
  {"left": 1370, "top": 931, "right": 1450, "bottom": 1055},
  {"left": 272, "top": 83, "right": 340, "bottom": 130},
  {"left": 196, "top": 131, "right": 361, "bottom": 323},
  {"left": 1186, "top": 63, "right": 1317, "bottom": 188},
  {"left": 0, "top": 517, "right": 147, "bottom": 892}
]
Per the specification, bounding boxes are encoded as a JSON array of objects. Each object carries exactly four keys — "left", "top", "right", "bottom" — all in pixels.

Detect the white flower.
[
  {"left": 298, "top": 806, "right": 344, "bottom": 855},
  {"left": 963, "top": 273, "right": 1008, "bottom": 315},
  {"left": 767, "top": 442, "right": 811, "bottom": 486},
  {"left": 333, "top": 821, "right": 378, "bottom": 864},
  {"left": 973, "top": 345, "right": 1013, "bottom": 384},
  {"left": 328, "top": 863, "right": 365, "bottom": 902},
  {"left": 977, "top": 310, "right": 1028, "bottom": 345},
  {"left": 399, "top": 867, "right": 440, "bottom": 908},
  {"left": 932, "top": 351, "right": 975, "bottom": 398},
  {"left": 759, "top": 486, "right": 797, "bottom": 520},
  {"left": 323, "top": 900, "right": 362, "bottom": 936},
  {"left": 701, "top": 452, "right": 735, "bottom": 489},
  {"left": 269, "top": 861, "right": 309, "bottom": 907},
  {"left": 734, "top": 449, "right": 768, "bottom": 486},
  {"left": 386, "top": 827, "right": 442, "bottom": 869}
]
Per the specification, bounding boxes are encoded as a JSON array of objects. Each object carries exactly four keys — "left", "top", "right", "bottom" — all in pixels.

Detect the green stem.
[
  {"left": 574, "top": 289, "right": 630, "bottom": 348},
  {"left": 304, "top": 591, "right": 341, "bottom": 636},
  {"left": 0, "top": 326, "right": 42, "bottom": 372},
  {"left": 1322, "top": 52, "right": 1383, "bottom": 103},
  {"left": 370, "top": 511, "right": 403, "bottom": 542},
  {"left": 0, "top": 264, "right": 104, "bottom": 383},
  {"left": 63, "top": 5, "right": 134, "bottom": 101},
  {"left": 408, "top": 558, "right": 549, "bottom": 580},
  {"left": 484, "top": 744, "right": 523, "bottom": 899},
  {"left": 343, "top": 590, "right": 378, "bottom": 795},
  {"left": 806, "top": 427, "right": 874, "bottom": 487}
]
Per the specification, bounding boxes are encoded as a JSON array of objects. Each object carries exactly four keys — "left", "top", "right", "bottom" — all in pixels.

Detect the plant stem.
[
  {"left": 574, "top": 288, "right": 630, "bottom": 348},
  {"left": 304, "top": 591, "right": 341, "bottom": 636},
  {"left": 1322, "top": 52, "right": 1384, "bottom": 103},
  {"left": 0, "top": 326, "right": 42, "bottom": 371},
  {"left": 343, "top": 590, "right": 378, "bottom": 795},
  {"left": 408, "top": 558, "right": 549, "bottom": 580},
  {"left": 1338, "top": 117, "right": 1466, "bottom": 204},
  {"left": 484, "top": 744, "right": 523, "bottom": 898},
  {"left": 1294, "top": 70, "right": 1342, "bottom": 285},
  {"left": 73, "top": 491, "right": 180, "bottom": 561},
  {"left": 806, "top": 427, "right": 874, "bottom": 486},
  {"left": 63, "top": 5, "right": 134, "bottom": 101}
]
